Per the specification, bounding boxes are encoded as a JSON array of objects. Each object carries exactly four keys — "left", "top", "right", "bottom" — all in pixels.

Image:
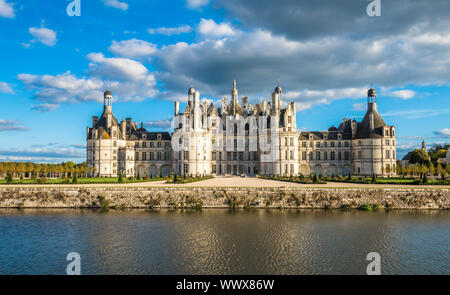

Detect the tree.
[
  {"left": 408, "top": 149, "right": 430, "bottom": 166},
  {"left": 72, "top": 173, "right": 78, "bottom": 184},
  {"left": 436, "top": 163, "right": 445, "bottom": 179},
  {"left": 428, "top": 163, "right": 435, "bottom": 177}
]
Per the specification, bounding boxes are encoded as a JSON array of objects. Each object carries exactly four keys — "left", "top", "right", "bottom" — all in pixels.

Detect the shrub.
[
  {"left": 72, "top": 174, "right": 78, "bottom": 184},
  {"left": 422, "top": 173, "right": 428, "bottom": 184},
  {"left": 358, "top": 204, "right": 372, "bottom": 211},
  {"left": 118, "top": 171, "right": 123, "bottom": 183},
  {"left": 371, "top": 173, "right": 377, "bottom": 183},
  {"left": 6, "top": 173, "right": 13, "bottom": 183}
]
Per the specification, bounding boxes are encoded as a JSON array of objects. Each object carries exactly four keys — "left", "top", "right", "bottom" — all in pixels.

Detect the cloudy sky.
[{"left": 0, "top": 0, "right": 449, "bottom": 163}]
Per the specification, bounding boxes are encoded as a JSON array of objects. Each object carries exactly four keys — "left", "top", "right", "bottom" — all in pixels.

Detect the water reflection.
[{"left": 0, "top": 209, "right": 448, "bottom": 274}]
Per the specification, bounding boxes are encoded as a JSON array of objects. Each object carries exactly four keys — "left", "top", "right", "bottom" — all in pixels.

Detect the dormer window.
[{"left": 337, "top": 133, "right": 342, "bottom": 140}]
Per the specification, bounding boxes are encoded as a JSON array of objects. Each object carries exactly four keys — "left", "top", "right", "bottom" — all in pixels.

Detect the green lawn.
[{"left": 0, "top": 177, "right": 168, "bottom": 185}]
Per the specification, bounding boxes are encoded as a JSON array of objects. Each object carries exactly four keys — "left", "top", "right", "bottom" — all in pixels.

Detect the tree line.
[{"left": 0, "top": 161, "right": 89, "bottom": 179}]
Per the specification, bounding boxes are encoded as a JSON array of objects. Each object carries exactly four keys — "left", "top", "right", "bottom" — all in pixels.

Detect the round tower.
[{"left": 104, "top": 90, "right": 112, "bottom": 110}]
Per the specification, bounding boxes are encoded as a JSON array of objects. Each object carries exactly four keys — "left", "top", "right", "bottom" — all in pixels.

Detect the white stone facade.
[{"left": 87, "top": 84, "right": 396, "bottom": 178}]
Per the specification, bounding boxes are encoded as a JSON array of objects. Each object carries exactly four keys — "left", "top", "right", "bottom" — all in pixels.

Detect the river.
[{"left": 0, "top": 209, "right": 448, "bottom": 275}]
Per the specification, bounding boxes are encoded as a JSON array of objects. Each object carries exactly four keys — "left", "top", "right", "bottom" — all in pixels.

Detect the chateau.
[{"left": 86, "top": 82, "right": 397, "bottom": 178}]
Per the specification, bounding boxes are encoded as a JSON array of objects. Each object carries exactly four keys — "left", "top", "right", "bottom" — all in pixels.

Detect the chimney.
[
  {"left": 175, "top": 101, "right": 180, "bottom": 116},
  {"left": 92, "top": 116, "right": 98, "bottom": 127},
  {"left": 242, "top": 96, "right": 248, "bottom": 112}
]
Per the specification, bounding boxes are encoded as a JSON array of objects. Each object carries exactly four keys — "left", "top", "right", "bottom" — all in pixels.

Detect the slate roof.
[{"left": 354, "top": 105, "right": 386, "bottom": 139}]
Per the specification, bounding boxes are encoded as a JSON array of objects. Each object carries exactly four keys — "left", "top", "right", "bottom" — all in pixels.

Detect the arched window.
[
  {"left": 245, "top": 123, "right": 249, "bottom": 135},
  {"left": 234, "top": 124, "right": 238, "bottom": 136}
]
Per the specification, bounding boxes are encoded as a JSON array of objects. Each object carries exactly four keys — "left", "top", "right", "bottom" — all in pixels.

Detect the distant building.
[{"left": 86, "top": 83, "right": 397, "bottom": 177}]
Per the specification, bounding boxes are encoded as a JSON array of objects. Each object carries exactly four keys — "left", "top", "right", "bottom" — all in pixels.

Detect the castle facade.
[{"left": 86, "top": 82, "right": 397, "bottom": 178}]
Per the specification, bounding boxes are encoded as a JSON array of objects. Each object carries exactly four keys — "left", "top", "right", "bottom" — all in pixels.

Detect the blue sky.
[{"left": 0, "top": 0, "right": 449, "bottom": 163}]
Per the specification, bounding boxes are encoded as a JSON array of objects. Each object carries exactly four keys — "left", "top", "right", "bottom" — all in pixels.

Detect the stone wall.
[{"left": 0, "top": 187, "right": 448, "bottom": 209}]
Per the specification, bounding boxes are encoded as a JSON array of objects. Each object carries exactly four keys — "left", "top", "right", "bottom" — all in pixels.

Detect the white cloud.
[
  {"left": 198, "top": 19, "right": 236, "bottom": 38},
  {"left": 434, "top": 128, "right": 450, "bottom": 138},
  {"left": 18, "top": 71, "right": 105, "bottom": 103},
  {"left": 148, "top": 25, "right": 192, "bottom": 36},
  {"left": 352, "top": 103, "right": 366, "bottom": 111},
  {"left": 87, "top": 53, "right": 155, "bottom": 85},
  {"left": 109, "top": 39, "right": 157, "bottom": 59},
  {"left": 103, "top": 0, "right": 128, "bottom": 11},
  {"left": 382, "top": 109, "right": 450, "bottom": 119},
  {"left": 390, "top": 90, "right": 416, "bottom": 100},
  {"left": 31, "top": 103, "right": 60, "bottom": 112},
  {"left": 186, "top": 0, "right": 210, "bottom": 9},
  {"left": 0, "top": 81, "right": 13, "bottom": 93},
  {"left": 0, "top": 0, "right": 14, "bottom": 18},
  {"left": 0, "top": 147, "right": 84, "bottom": 161},
  {"left": 18, "top": 53, "right": 158, "bottom": 106},
  {"left": 29, "top": 26, "right": 57, "bottom": 46},
  {"left": 145, "top": 116, "right": 173, "bottom": 130},
  {"left": 0, "top": 119, "right": 28, "bottom": 131}
]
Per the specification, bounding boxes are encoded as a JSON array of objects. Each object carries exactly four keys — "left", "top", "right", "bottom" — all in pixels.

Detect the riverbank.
[{"left": 0, "top": 185, "right": 448, "bottom": 209}]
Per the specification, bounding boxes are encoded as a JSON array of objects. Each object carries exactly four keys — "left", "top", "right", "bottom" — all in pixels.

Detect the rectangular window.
[
  {"left": 324, "top": 151, "right": 328, "bottom": 160},
  {"left": 142, "top": 152, "right": 147, "bottom": 161},
  {"left": 143, "top": 142, "right": 147, "bottom": 148},
  {"left": 135, "top": 152, "right": 139, "bottom": 161},
  {"left": 331, "top": 142, "right": 335, "bottom": 147},
  {"left": 309, "top": 152, "right": 313, "bottom": 160},
  {"left": 290, "top": 137, "right": 293, "bottom": 147},
  {"left": 150, "top": 142, "right": 154, "bottom": 148},
  {"left": 212, "top": 152, "right": 216, "bottom": 161},
  {"left": 344, "top": 151, "right": 350, "bottom": 160},
  {"left": 158, "top": 142, "right": 162, "bottom": 148},
  {"left": 331, "top": 151, "right": 335, "bottom": 160},
  {"left": 302, "top": 142, "right": 306, "bottom": 148},
  {"left": 386, "top": 150, "right": 390, "bottom": 158},
  {"left": 157, "top": 152, "right": 161, "bottom": 160},
  {"left": 302, "top": 151, "right": 307, "bottom": 161},
  {"left": 316, "top": 151, "right": 321, "bottom": 161},
  {"left": 316, "top": 142, "right": 321, "bottom": 148},
  {"left": 290, "top": 151, "right": 294, "bottom": 160},
  {"left": 150, "top": 152, "right": 154, "bottom": 160},
  {"left": 239, "top": 152, "right": 244, "bottom": 161},
  {"left": 227, "top": 152, "right": 231, "bottom": 161}
]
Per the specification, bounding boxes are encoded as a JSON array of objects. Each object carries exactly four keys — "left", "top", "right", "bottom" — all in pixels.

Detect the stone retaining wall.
[{"left": 0, "top": 187, "right": 448, "bottom": 209}]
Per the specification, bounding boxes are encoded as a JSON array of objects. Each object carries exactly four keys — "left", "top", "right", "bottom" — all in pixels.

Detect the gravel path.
[{"left": 1, "top": 176, "right": 448, "bottom": 189}]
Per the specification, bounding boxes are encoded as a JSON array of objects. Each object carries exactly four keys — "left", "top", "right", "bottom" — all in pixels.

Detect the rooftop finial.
[{"left": 233, "top": 79, "right": 236, "bottom": 90}]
